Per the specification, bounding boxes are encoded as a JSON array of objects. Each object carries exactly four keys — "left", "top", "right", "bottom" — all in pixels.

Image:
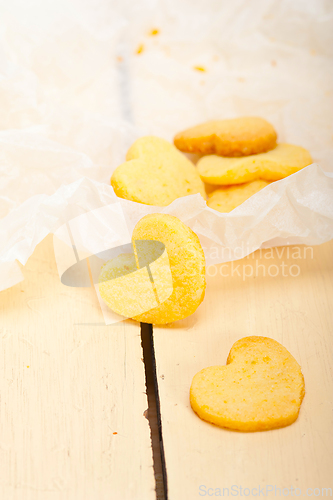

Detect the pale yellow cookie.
[
  {"left": 99, "top": 214, "right": 206, "bottom": 325},
  {"left": 174, "top": 117, "right": 277, "bottom": 156},
  {"left": 197, "top": 143, "right": 312, "bottom": 185},
  {"left": 111, "top": 136, "right": 206, "bottom": 206},
  {"left": 190, "top": 336, "right": 305, "bottom": 432},
  {"left": 132, "top": 214, "right": 206, "bottom": 324},
  {"left": 207, "top": 180, "right": 270, "bottom": 213}
]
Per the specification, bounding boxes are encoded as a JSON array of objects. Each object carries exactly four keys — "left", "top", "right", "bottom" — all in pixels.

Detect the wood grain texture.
[
  {"left": 0, "top": 235, "right": 155, "bottom": 500},
  {"left": 152, "top": 241, "right": 333, "bottom": 499}
]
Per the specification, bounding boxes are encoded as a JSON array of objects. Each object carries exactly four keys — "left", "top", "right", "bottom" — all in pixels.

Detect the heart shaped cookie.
[
  {"left": 190, "top": 337, "right": 305, "bottom": 431},
  {"left": 174, "top": 117, "right": 277, "bottom": 156},
  {"left": 99, "top": 214, "right": 206, "bottom": 325},
  {"left": 197, "top": 143, "right": 312, "bottom": 185},
  {"left": 111, "top": 136, "right": 206, "bottom": 206},
  {"left": 132, "top": 213, "right": 206, "bottom": 324}
]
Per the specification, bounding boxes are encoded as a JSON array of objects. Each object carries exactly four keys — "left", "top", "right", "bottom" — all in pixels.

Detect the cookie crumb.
[{"left": 194, "top": 66, "right": 206, "bottom": 72}]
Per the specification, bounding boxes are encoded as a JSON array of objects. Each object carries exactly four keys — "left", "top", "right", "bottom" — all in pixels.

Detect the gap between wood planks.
[{"left": 141, "top": 323, "right": 168, "bottom": 500}]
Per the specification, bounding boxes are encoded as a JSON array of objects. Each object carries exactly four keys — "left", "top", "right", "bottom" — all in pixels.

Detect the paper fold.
[{"left": 1, "top": 164, "right": 332, "bottom": 292}]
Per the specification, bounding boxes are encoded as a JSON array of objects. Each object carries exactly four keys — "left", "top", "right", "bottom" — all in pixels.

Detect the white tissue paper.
[{"left": 0, "top": 0, "right": 333, "bottom": 293}]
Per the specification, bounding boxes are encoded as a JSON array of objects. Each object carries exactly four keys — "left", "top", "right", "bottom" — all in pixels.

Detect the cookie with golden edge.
[
  {"left": 197, "top": 143, "right": 313, "bottom": 185},
  {"left": 174, "top": 117, "right": 277, "bottom": 156},
  {"left": 132, "top": 213, "right": 206, "bottom": 325},
  {"left": 98, "top": 214, "right": 206, "bottom": 324},
  {"left": 111, "top": 136, "right": 206, "bottom": 206},
  {"left": 207, "top": 180, "right": 270, "bottom": 213},
  {"left": 190, "top": 336, "right": 305, "bottom": 432}
]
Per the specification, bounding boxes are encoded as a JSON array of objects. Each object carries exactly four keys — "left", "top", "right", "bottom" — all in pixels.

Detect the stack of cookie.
[
  {"left": 110, "top": 117, "right": 312, "bottom": 212},
  {"left": 174, "top": 117, "right": 313, "bottom": 213}
]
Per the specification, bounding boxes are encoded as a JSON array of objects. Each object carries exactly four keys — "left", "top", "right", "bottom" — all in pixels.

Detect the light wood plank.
[
  {"left": 0, "top": 235, "right": 156, "bottom": 500},
  {"left": 152, "top": 241, "right": 333, "bottom": 499}
]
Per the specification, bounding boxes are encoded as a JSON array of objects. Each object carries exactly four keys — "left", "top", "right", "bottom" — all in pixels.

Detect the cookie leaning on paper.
[
  {"left": 174, "top": 117, "right": 277, "bottom": 156},
  {"left": 111, "top": 136, "right": 206, "bottom": 206},
  {"left": 132, "top": 214, "right": 206, "bottom": 325},
  {"left": 198, "top": 143, "right": 313, "bottom": 185},
  {"left": 98, "top": 214, "right": 206, "bottom": 325},
  {"left": 207, "top": 180, "right": 270, "bottom": 213},
  {"left": 190, "top": 336, "right": 305, "bottom": 431}
]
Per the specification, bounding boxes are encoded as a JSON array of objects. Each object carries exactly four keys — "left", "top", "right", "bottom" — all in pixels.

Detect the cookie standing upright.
[
  {"left": 111, "top": 136, "right": 206, "bottom": 206},
  {"left": 132, "top": 214, "right": 206, "bottom": 325},
  {"left": 174, "top": 117, "right": 277, "bottom": 156},
  {"left": 99, "top": 214, "right": 206, "bottom": 325}
]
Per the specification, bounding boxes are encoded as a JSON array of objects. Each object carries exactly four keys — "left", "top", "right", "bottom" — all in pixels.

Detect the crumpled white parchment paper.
[{"left": 0, "top": 0, "right": 333, "bottom": 291}]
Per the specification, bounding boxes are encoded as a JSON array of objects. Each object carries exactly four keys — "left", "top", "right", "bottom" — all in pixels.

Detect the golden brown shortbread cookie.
[
  {"left": 132, "top": 214, "right": 206, "bottom": 324},
  {"left": 174, "top": 117, "right": 277, "bottom": 156},
  {"left": 99, "top": 214, "right": 206, "bottom": 325},
  {"left": 190, "top": 336, "right": 305, "bottom": 431},
  {"left": 197, "top": 143, "right": 312, "bottom": 185}
]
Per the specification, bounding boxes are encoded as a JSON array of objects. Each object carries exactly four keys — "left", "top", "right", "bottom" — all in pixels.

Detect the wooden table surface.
[
  {"left": 1, "top": 236, "right": 332, "bottom": 499},
  {"left": 0, "top": 235, "right": 155, "bottom": 500}
]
